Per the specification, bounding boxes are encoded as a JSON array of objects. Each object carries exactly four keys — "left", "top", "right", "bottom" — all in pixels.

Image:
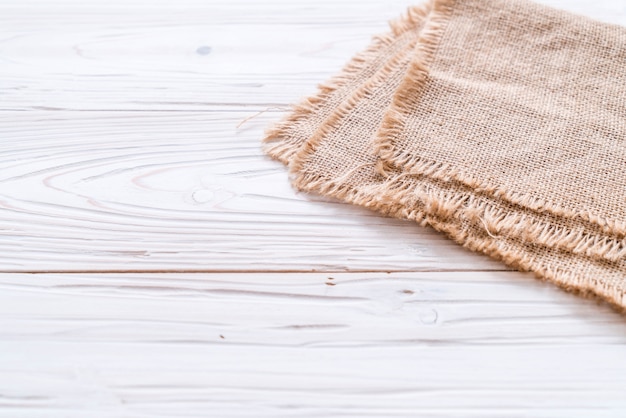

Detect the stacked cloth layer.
[{"left": 262, "top": 0, "right": 626, "bottom": 310}]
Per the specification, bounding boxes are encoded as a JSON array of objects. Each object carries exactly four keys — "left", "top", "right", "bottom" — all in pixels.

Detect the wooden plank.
[
  {"left": 0, "top": 111, "right": 511, "bottom": 272},
  {"left": 0, "top": 0, "right": 415, "bottom": 111},
  {"left": 0, "top": 0, "right": 623, "bottom": 111},
  {"left": 0, "top": 272, "right": 624, "bottom": 417}
]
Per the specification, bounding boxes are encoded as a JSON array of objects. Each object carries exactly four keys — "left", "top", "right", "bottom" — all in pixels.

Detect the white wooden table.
[{"left": 1, "top": 0, "right": 625, "bottom": 416}]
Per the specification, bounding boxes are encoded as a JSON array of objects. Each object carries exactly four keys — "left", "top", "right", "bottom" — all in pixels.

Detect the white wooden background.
[{"left": 1, "top": 0, "right": 625, "bottom": 416}]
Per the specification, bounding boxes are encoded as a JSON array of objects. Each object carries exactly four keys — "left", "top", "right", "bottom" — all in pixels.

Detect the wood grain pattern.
[
  {"left": 1, "top": 0, "right": 625, "bottom": 416},
  {"left": 0, "top": 111, "right": 507, "bottom": 272},
  {"left": 0, "top": 272, "right": 625, "bottom": 417},
  {"left": 0, "top": 0, "right": 416, "bottom": 111}
]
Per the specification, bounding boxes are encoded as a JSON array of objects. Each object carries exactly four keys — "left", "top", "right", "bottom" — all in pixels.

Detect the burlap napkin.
[{"left": 263, "top": 0, "right": 626, "bottom": 310}]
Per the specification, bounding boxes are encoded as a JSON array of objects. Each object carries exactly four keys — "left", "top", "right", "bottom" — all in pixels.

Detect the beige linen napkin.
[{"left": 263, "top": 0, "right": 626, "bottom": 310}]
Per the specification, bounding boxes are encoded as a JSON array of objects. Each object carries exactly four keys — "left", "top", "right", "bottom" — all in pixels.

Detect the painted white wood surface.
[
  {"left": 0, "top": 111, "right": 509, "bottom": 272},
  {"left": 1, "top": 272, "right": 625, "bottom": 417},
  {"left": 1, "top": 0, "right": 625, "bottom": 416}
]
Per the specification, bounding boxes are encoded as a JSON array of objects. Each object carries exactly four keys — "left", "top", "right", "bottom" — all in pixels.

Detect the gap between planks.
[
  {"left": 0, "top": 106, "right": 290, "bottom": 113},
  {"left": 4, "top": 268, "right": 514, "bottom": 274}
]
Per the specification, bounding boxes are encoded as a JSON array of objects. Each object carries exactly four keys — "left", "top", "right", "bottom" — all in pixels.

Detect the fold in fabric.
[{"left": 263, "top": 0, "right": 626, "bottom": 310}]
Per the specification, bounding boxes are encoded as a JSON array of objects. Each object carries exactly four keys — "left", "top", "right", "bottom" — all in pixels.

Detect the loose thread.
[
  {"left": 236, "top": 106, "right": 289, "bottom": 129},
  {"left": 479, "top": 216, "right": 499, "bottom": 239},
  {"left": 330, "top": 163, "right": 377, "bottom": 184}
]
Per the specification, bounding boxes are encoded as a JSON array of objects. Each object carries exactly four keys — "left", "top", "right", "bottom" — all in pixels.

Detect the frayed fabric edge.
[
  {"left": 373, "top": 0, "right": 455, "bottom": 174},
  {"left": 262, "top": 3, "right": 431, "bottom": 165},
  {"left": 416, "top": 180, "right": 626, "bottom": 263},
  {"left": 291, "top": 168, "right": 626, "bottom": 313}
]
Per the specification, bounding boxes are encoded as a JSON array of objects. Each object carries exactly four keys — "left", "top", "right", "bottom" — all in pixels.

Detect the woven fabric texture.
[{"left": 263, "top": 0, "right": 626, "bottom": 310}]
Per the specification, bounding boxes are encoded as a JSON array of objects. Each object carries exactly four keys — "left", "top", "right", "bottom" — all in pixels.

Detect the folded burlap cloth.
[{"left": 263, "top": 0, "right": 626, "bottom": 310}]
